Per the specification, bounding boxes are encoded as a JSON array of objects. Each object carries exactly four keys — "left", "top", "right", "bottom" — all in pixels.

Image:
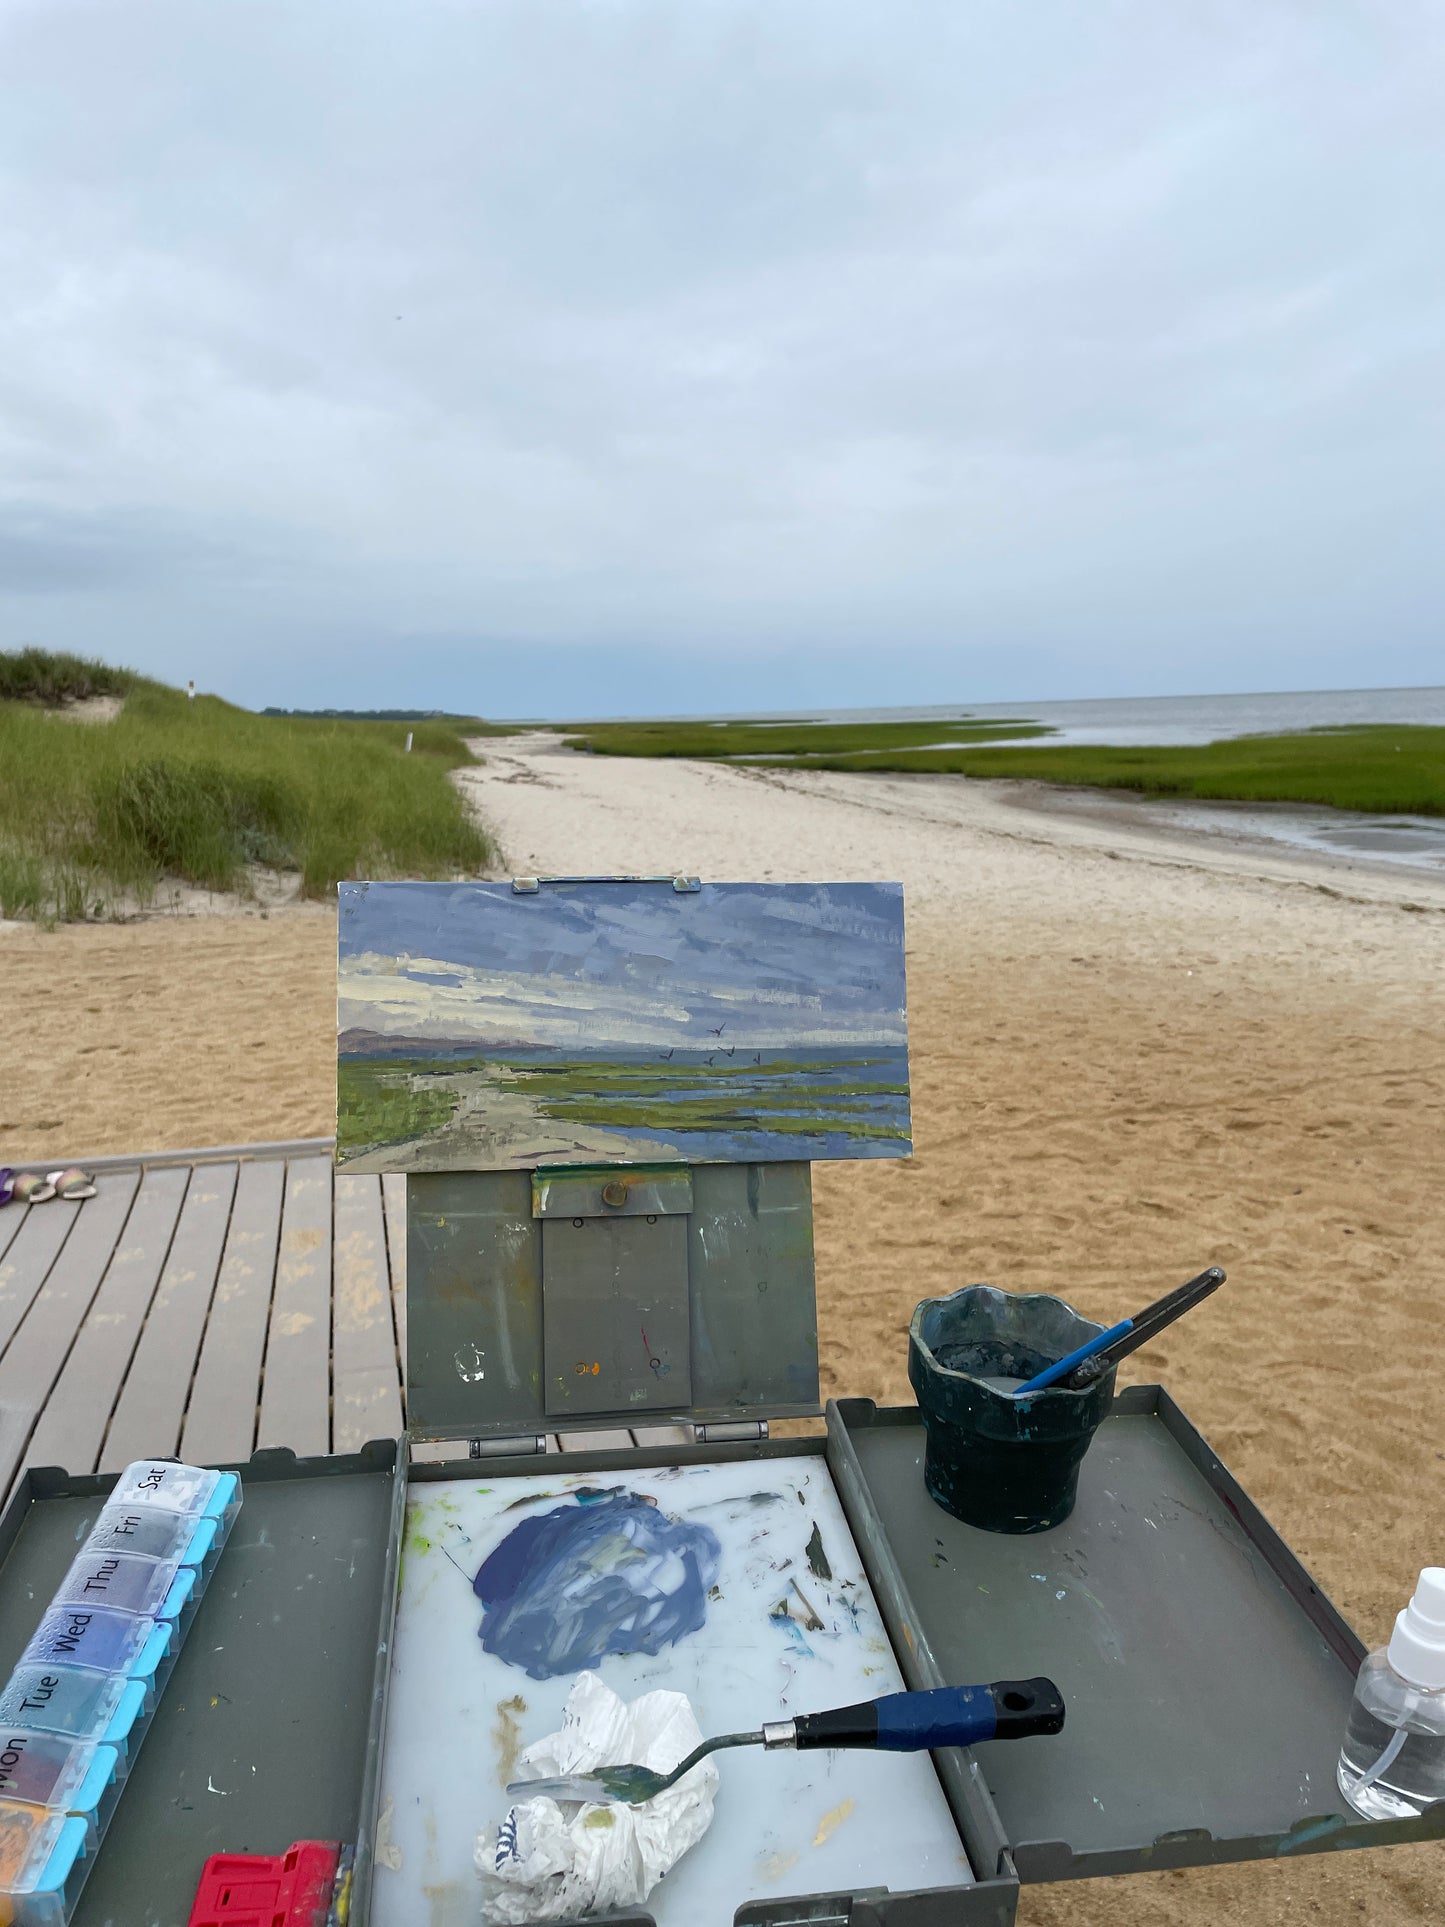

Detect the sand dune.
[{"left": 2, "top": 734, "right": 1442, "bottom": 1920}]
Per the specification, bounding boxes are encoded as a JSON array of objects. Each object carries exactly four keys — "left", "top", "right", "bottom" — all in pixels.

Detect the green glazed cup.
[{"left": 909, "top": 1284, "right": 1117, "bottom": 1534}]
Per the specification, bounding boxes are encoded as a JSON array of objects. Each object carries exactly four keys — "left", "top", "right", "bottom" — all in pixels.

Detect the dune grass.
[
  {"left": 562, "top": 717, "right": 1052, "bottom": 757},
  {"left": 0, "top": 646, "right": 132, "bottom": 705},
  {"left": 561, "top": 715, "right": 1444, "bottom": 817},
  {"left": 0, "top": 652, "right": 496, "bottom": 923}
]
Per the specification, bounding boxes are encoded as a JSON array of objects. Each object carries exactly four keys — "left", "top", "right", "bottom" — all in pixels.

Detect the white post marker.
[
  {"left": 187, "top": 680, "right": 195, "bottom": 701},
  {"left": 405, "top": 731, "right": 413, "bottom": 752}
]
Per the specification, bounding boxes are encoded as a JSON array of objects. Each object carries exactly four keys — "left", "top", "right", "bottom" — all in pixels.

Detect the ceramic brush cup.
[{"left": 909, "top": 1286, "right": 1117, "bottom": 1534}]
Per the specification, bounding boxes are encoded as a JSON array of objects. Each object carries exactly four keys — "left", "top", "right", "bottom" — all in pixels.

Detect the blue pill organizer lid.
[
  {"left": 0, "top": 1668, "right": 127, "bottom": 1747},
  {"left": 21, "top": 1606, "right": 174, "bottom": 1680},
  {"left": 130, "top": 1622, "right": 175, "bottom": 1690},
  {"left": 52, "top": 1552, "right": 185, "bottom": 1622},
  {"left": 108, "top": 1462, "right": 240, "bottom": 1527},
  {"left": 0, "top": 1798, "right": 91, "bottom": 1919},
  {"left": 82, "top": 1504, "right": 216, "bottom": 1570},
  {"left": 0, "top": 1736, "right": 122, "bottom": 1837},
  {"left": 63, "top": 1748, "right": 123, "bottom": 1842}
]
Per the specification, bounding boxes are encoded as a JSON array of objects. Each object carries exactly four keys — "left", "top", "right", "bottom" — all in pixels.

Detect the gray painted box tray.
[
  {"left": 0, "top": 1444, "right": 402, "bottom": 1927},
  {"left": 2, "top": 1402, "right": 1440, "bottom": 1927},
  {"left": 827, "top": 1387, "right": 1445, "bottom": 1883}
]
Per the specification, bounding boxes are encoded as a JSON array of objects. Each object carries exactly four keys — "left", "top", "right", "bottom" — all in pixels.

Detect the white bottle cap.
[{"left": 1387, "top": 1567, "right": 1445, "bottom": 1690}]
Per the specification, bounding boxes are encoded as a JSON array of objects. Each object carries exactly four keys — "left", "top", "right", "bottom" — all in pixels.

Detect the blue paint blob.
[{"left": 473, "top": 1489, "right": 721, "bottom": 1680}]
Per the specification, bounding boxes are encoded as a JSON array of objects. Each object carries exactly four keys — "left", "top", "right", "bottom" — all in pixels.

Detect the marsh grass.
[
  {"left": 561, "top": 715, "right": 1445, "bottom": 817},
  {"left": 561, "top": 717, "right": 1051, "bottom": 757},
  {"left": 0, "top": 652, "right": 496, "bottom": 922},
  {"left": 775, "top": 725, "right": 1445, "bottom": 815}
]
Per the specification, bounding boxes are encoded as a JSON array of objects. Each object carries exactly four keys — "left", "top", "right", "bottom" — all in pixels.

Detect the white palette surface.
[{"left": 373, "top": 1455, "right": 972, "bottom": 1925}]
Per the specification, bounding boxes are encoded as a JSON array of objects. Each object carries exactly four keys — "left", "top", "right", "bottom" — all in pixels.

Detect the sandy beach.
[{"left": 3, "top": 736, "right": 1442, "bottom": 1921}]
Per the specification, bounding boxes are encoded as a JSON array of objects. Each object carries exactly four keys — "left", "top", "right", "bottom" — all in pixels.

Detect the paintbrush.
[
  {"left": 1013, "top": 1267, "right": 1226, "bottom": 1396},
  {"left": 1064, "top": 1266, "right": 1226, "bottom": 1387},
  {"left": 507, "top": 1677, "right": 1064, "bottom": 1806}
]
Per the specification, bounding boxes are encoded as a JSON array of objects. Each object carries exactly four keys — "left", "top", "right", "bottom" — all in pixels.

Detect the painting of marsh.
[{"left": 337, "top": 880, "right": 911, "bottom": 1171}]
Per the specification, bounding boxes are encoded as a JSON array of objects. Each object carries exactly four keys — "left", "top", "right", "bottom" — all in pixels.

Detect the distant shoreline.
[{"left": 484, "top": 682, "right": 1445, "bottom": 738}]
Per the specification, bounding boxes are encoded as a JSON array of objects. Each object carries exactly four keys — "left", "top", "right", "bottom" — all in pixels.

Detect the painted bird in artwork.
[
  {"left": 725, "top": 1047, "right": 736, "bottom": 1057},
  {"left": 659, "top": 1049, "right": 674, "bottom": 1060},
  {"left": 709, "top": 1022, "right": 727, "bottom": 1036}
]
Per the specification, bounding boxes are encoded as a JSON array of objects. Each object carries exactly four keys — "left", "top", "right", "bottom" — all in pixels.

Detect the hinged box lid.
[{"left": 404, "top": 1160, "right": 822, "bottom": 1439}]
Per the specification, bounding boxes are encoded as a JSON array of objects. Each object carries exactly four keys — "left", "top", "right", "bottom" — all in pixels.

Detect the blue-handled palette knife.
[{"left": 506, "top": 1677, "right": 1065, "bottom": 1805}]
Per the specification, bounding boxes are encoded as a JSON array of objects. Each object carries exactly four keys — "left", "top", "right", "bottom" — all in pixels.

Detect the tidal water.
[
  {"left": 1118, "top": 797, "right": 1445, "bottom": 878},
  {"left": 739, "top": 685, "right": 1445, "bottom": 748},
  {"left": 704, "top": 686, "right": 1445, "bottom": 877}
]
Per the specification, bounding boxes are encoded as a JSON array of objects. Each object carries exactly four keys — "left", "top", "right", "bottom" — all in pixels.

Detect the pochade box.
[{"left": 0, "top": 877, "right": 1441, "bottom": 1927}]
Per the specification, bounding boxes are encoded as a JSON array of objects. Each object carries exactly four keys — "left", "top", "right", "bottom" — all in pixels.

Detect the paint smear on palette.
[
  {"left": 472, "top": 1487, "right": 722, "bottom": 1680},
  {"left": 813, "top": 1797, "right": 856, "bottom": 1847}
]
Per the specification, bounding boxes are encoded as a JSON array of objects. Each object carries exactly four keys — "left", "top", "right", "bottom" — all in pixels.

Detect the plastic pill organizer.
[{"left": 0, "top": 1461, "right": 241, "bottom": 1927}]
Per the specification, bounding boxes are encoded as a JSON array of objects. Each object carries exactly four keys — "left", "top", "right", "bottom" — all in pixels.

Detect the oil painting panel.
[{"left": 336, "top": 880, "right": 911, "bottom": 1171}]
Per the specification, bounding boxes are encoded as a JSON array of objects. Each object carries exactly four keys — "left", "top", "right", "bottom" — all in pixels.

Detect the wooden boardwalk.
[{"left": 0, "top": 1140, "right": 690, "bottom": 1506}]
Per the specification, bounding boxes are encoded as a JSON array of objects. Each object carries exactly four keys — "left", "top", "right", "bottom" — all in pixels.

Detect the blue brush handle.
[
  {"left": 1014, "top": 1318, "right": 1133, "bottom": 1395},
  {"left": 875, "top": 1684, "right": 998, "bottom": 1749},
  {"left": 792, "top": 1678, "right": 1065, "bottom": 1751}
]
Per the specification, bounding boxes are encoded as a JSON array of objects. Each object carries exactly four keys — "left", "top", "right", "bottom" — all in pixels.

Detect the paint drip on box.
[{"left": 473, "top": 1488, "right": 722, "bottom": 1681}]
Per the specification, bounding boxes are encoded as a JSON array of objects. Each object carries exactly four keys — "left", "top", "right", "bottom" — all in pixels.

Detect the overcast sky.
[
  {"left": 338, "top": 880, "right": 907, "bottom": 1047},
  {"left": 3, "top": 2, "right": 1441, "bottom": 716}
]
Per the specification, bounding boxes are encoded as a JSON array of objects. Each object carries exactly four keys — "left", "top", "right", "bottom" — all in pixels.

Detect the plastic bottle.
[{"left": 1337, "top": 1566, "right": 1445, "bottom": 1819}]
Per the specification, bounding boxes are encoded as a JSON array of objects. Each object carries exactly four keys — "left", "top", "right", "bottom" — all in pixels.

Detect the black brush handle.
[{"left": 1069, "top": 1266, "right": 1225, "bottom": 1386}]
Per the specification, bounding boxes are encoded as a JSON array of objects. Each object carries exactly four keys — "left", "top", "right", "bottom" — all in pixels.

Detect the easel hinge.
[
  {"left": 695, "top": 1420, "right": 769, "bottom": 1445},
  {"left": 468, "top": 1435, "right": 547, "bottom": 1459}
]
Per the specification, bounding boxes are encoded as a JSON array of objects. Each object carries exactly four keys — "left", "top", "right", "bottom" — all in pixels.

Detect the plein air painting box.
[{"left": 0, "top": 876, "right": 1440, "bottom": 1927}]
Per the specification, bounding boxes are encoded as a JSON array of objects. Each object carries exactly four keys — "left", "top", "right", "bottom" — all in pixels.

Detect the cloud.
[{"left": 2, "top": 3, "right": 1442, "bottom": 709}]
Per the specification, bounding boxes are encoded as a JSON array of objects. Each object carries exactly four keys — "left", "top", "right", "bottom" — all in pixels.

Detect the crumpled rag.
[{"left": 476, "top": 1671, "right": 719, "bottom": 1924}]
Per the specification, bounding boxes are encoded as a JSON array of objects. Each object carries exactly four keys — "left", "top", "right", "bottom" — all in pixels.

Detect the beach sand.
[{"left": 3, "top": 734, "right": 1443, "bottom": 1921}]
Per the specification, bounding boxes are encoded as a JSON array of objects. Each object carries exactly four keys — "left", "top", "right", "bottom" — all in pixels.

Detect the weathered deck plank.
[
  {"left": 0, "top": 1170, "right": 139, "bottom": 1498},
  {"left": 11, "top": 1141, "right": 705, "bottom": 1490},
  {"left": 24, "top": 1166, "right": 190, "bottom": 1478},
  {"left": 103, "top": 1163, "right": 238, "bottom": 1469},
  {"left": 257, "top": 1156, "right": 333, "bottom": 1456},
  {"left": 332, "top": 1173, "right": 403, "bottom": 1453},
  {"left": 181, "top": 1158, "right": 286, "bottom": 1467},
  {"left": 0, "top": 1197, "right": 80, "bottom": 1357},
  {"left": 0, "top": 1199, "right": 32, "bottom": 1268}
]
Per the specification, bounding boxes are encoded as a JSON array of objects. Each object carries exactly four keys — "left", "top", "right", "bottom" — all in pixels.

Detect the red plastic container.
[{"left": 186, "top": 1839, "right": 341, "bottom": 1926}]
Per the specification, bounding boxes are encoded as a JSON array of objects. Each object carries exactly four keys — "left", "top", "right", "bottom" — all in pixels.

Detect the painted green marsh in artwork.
[{"left": 337, "top": 1052, "right": 910, "bottom": 1162}]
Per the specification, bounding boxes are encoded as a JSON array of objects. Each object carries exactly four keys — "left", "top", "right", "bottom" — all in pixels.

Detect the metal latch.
[
  {"left": 468, "top": 1435, "right": 547, "bottom": 1459},
  {"left": 512, "top": 873, "right": 701, "bottom": 893},
  {"left": 695, "top": 1420, "right": 769, "bottom": 1445}
]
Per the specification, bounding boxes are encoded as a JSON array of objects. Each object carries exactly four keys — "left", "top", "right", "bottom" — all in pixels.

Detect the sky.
[
  {"left": 2, "top": 2, "right": 1442, "bottom": 717},
  {"left": 337, "top": 880, "right": 908, "bottom": 1048}
]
